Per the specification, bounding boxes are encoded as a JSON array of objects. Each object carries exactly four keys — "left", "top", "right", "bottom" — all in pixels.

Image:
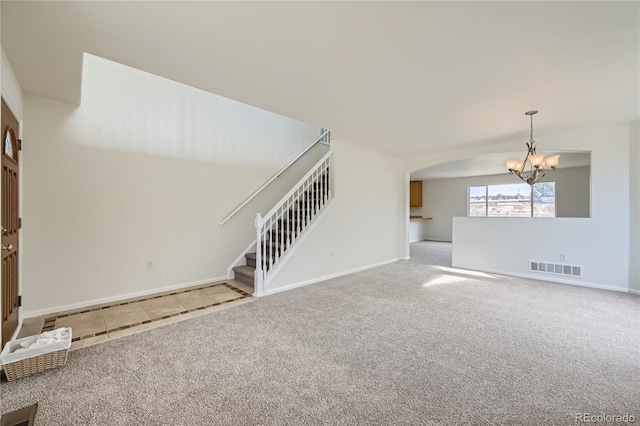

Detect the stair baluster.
[
  {"left": 254, "top": 213, "right": 264, "bottom": 296},
  {"left": 235, "top": 152, "right": 333, "bottom": 295}
]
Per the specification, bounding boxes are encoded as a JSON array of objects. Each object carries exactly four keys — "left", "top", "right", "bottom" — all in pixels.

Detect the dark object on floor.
[{"left": 0, "top": 403, "right": 37, "bottom": 426}]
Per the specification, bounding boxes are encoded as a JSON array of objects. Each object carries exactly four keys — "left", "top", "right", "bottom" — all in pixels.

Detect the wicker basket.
[{"left": 1, "top": 328, "right": 72, "bottom": 381}]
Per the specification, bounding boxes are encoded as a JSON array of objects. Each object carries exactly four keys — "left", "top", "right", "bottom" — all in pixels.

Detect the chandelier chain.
[{"left": 530, "top": 114, "right": 534, "bottom": 142}]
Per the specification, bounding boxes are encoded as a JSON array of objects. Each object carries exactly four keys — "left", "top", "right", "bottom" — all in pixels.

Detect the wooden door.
[{"left": 1, "top": 98, "right": 20, "bottom": 348}]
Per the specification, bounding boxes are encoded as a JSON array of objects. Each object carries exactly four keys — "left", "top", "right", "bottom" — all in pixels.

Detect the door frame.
[{"left": 0, "top": 95, "right": 23, "bottom": 346}]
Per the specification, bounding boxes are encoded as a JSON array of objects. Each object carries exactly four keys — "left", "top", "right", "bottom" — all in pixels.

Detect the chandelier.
[{"left": 505, "top": 110, "right": 559, "bottom": 185}]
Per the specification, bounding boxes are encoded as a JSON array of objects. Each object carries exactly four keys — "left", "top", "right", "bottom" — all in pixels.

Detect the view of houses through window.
[{"left": 469, "top": 182, "right": 556, "bottom": 217}]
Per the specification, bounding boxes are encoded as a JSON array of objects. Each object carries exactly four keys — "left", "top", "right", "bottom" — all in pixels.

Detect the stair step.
[
  {"left": 244, "top": 245, "right": 285, "bottom": 270},
  {"left": 233, "top": 265, "right": 255, "bottom": 287},
  {"left": 287, "top": 198, "right": 324, "bottom": 209},
  {"left": 306, "top": 183, "right": 327, "bottom": 191},
  {"left": 277, "top": 218, "right": 306, "bottom": 226},
  {"left": 258, "top": 242, "right": 294, "bottom": 262},
  {"left": 271, "top": 226, "right": 301, "bottom": 235},
  {"left": 236, "top": 178, "right": 330, "bottom": 286},
  {"left": 233, "top": 265, "right": 254, "bottom": 277},
  {"left": 260, "top": 241, "right": 285, "bottom": 253},
  {"left": 245, "top": 252, "right": 276, "bottom": 269},
  {"left": 287, "top": 206, "right": 320, "bottom": 212},
  {"left": 245, "top": 252, "right": 257, "bottom": 268},
  {"left": 268, "top": 230, "right": 295, "bottom": 240},
  {"left": 292, "top": 198, "right": 326, "bottom": 208},
  {"left": 276, "top": 224, "right": 308, "bottom": 234},
  {"left": 285, "top": 209, "right": 319, "bottom": 219}
]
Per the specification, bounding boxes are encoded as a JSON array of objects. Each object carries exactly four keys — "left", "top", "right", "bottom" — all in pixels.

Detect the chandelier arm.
[
  {"left": 520, "top": 149, "right": 532, "bottom": 178},
  {"left": 537, "top": 168, "right": 549, "bottom": 182},
  {"left": 528, "top": 159, "right": 537, "bottom": 181},
  {"left": 526, "top": 167, "right": 549, "bottom": 186}
]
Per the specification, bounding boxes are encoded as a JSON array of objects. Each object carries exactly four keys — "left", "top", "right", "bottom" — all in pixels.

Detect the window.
[
  {"left": 468, "top": 182, "right": 555, "bottom": 217},
  {"left": 532, "top": 182, "right": 556, "bottom": 217},
  {"left": 469, "top": 186, "right": 487, "bottom": 216},
  {"left": 4, "top": 130, "right": 14, "bottom": 158}
]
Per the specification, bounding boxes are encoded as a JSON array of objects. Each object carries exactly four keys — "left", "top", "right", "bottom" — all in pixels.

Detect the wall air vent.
[{"left": 529, "top": 261, "right": 583, "bottom": 278}]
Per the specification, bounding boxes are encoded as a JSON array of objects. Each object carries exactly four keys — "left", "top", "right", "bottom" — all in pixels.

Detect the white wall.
[
  {"left": 449, "top": 124, "right": 631, "bottom": 291},
  {"left": 267, "top": 139, "right": 405, "bottom": 292},
  {"left": 1, "top": 47, "right": 24, "bottom": 345},
  {"left": 75, "top": 54, "right": 319, "bottom": 169},
  {"left": 417, "top": 166, "right": 590, "bottom": 242},
  {"left": 21, "top": 55, "right": 324, "bottom": 316},
  {"left": 630, "top": 120, "right": 639, "bottom": 292},
  {"left": 409, "top": 219, "right": 428, "bottom": 242},
  {"left": 1, "top": 47, "right": 23, "bottom": 122}
]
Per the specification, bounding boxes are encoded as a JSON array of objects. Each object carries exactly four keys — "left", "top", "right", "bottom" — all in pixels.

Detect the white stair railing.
[
  {"left": 254, "top": 151, "right": 333, "bottom": 295},
  {"left": 219, "top": 129, "right": 330, "bottom": 225}
]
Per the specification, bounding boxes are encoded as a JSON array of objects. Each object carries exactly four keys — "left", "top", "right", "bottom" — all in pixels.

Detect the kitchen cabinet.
[{"left": 410, "top": 181, "right": 423, "bottom": 207}]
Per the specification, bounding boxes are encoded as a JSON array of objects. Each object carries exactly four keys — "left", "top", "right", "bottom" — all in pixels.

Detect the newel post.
[{"left": 254, "top": 213, "right": 264, "bottom": 297}]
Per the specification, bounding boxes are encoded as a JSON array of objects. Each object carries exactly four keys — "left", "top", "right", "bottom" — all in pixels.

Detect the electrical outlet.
[
  {"left": 559, "top": 253, "right": 566, "bottom": 262},
  {"left": 147, "top": 261, "right": 155, "bottom": 270}
]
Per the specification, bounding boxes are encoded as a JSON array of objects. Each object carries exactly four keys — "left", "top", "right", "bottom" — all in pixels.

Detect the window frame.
[{"left": 467, "top": 182, "right": 556, "bottom": 218}]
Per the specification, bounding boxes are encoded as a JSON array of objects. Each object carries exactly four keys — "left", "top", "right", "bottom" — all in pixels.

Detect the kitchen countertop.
[{"left": 410, "top": 216, "right": 433, "bottom": 221}]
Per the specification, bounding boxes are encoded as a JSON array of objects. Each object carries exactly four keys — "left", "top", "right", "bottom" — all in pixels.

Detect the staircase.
[{"left": 232, "top": 151, "right": 333, "bottom": 295}]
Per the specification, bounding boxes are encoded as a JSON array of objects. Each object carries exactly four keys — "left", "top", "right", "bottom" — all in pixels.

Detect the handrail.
[
  {"left": 262, "top": 149, "right": 332, "bottom": 220},
  {"left": 218, "top": 129, "right": 330, "bottom": 225}
]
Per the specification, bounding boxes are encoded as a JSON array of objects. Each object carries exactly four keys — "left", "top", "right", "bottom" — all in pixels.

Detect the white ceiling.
[{"left": 1, "top": 2, "right": 638, "bottom": 157}]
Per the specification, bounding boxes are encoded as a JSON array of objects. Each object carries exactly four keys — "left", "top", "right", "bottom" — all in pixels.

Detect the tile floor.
[{"left": 17, "top": 280, "right": 254, "bottom": 351}]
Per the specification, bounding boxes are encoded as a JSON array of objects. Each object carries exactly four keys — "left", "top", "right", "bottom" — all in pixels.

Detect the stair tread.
[
  {"left": 246, "top": 252, "right": 275, "bottom": 260},
  {"left": 247, "top": 250, "right": 281, "bottom": 259},
  {"left": 269, "top": 229, "right": 298, "bottom": 234},
  {"left": 233, "top": 265, "right": 255, "bottom": 277},
  {"left": 236, "top": 190, "right": 330, "bottom": 284}
]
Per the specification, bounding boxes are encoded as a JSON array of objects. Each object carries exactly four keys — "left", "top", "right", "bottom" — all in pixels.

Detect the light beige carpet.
[{"left": 1, "top": 241, "right": 638, "bottom": 425}]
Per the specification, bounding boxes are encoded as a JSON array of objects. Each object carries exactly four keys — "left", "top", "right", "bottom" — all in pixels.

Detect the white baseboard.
[
  {"left": 629, "top": 288, "right": 640, "bottom": 296},
  {"left": 23, "top": 275, "right": 229, "bottom": 318},
  {"left": 265, "top": 257, "right": 403, "bottom": 296},
  {"left": 451, "top": 265, "right": 631, "bottom": 294}
]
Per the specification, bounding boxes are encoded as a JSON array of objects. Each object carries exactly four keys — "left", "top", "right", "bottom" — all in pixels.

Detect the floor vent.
[
  {"left": 529, "top": 261, "right": 583, "bottom": 278},
  {"left": 0, "top": 403, "right": 38, "bottom": 426}
]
